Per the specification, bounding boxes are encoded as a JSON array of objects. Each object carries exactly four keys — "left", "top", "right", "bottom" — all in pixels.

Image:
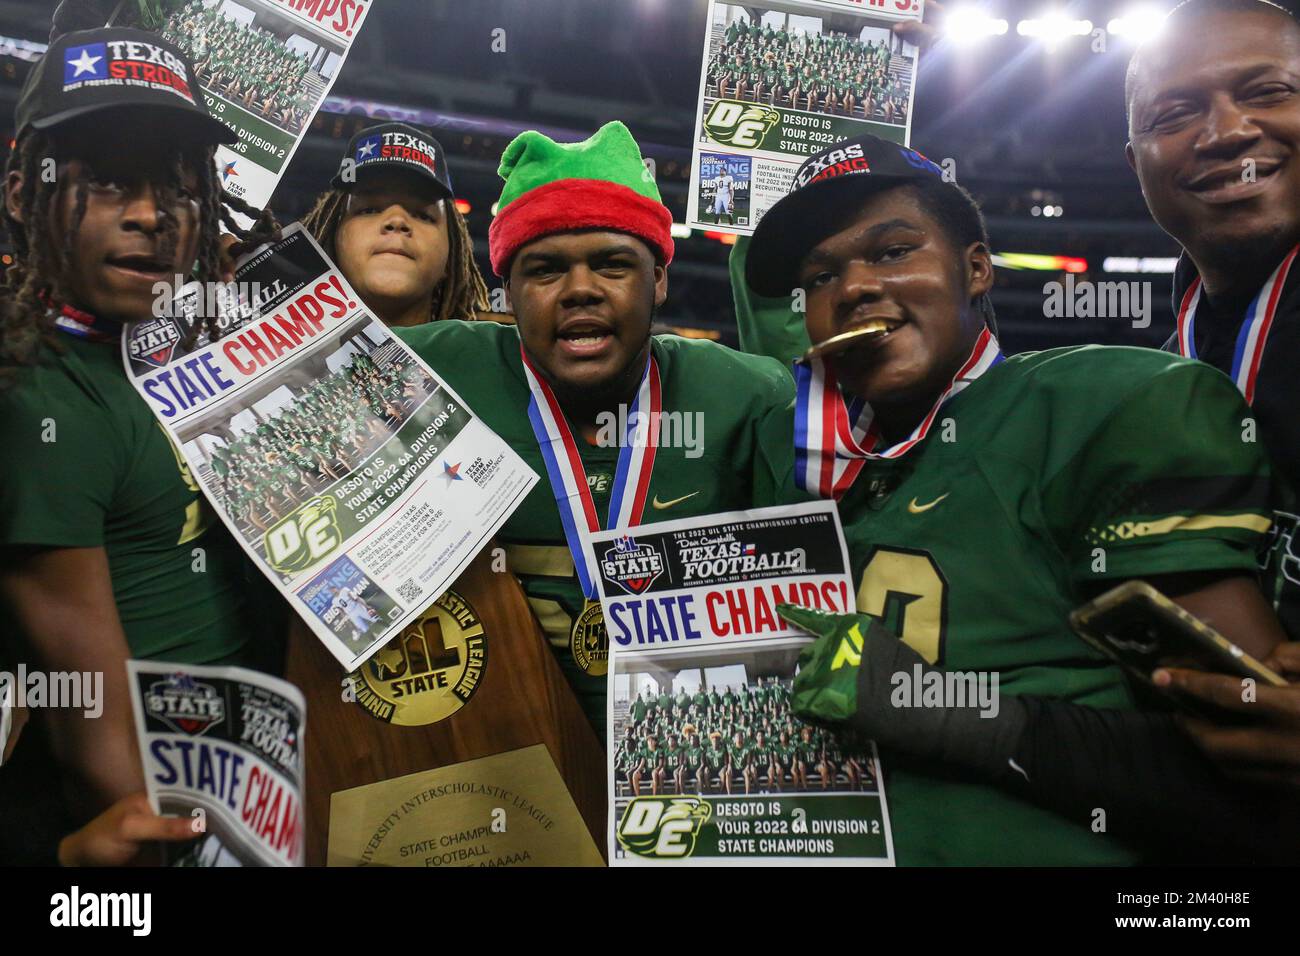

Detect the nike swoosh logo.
[
  {"left": 907, "top": 493, "right": 949, "bottom": 514},
  {"left": 652, "top": 491, "right": 701, "bottom": 510}
]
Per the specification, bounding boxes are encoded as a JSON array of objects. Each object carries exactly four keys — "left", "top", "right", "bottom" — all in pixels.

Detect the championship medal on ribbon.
[
  {"left": 521, "top": 344, "right": 662, "bottom": 676},
  {"left": 793, "top": 326, "right": 1004, "bottom": 500},
  {"left": 570, "top": 598, "right": 609, "bottom": 677}
]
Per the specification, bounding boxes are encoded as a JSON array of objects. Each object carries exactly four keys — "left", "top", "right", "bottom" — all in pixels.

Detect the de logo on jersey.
[{"left": 617, "top": 796, "right": 712, "bottom": 859}]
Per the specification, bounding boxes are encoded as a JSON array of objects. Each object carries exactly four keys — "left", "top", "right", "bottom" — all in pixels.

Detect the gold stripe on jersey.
[
  {"left": 506, "top": 543, "right": 574, "bottom": 577},
  {"left": 526, "top": 596, "right": 574, "bottom": 649},
  {"left": 1093, "top": 511, "right": 1273, "bottom": 543}
]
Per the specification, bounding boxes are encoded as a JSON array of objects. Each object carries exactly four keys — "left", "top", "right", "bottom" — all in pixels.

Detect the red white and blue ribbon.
[
  {"left": 52, "top": 303, "right": 121, "bottom": 343},
  {"left": 521, "top": 345, "right": 661, "bottom": 599},
  {"left": 1175, "top": 245, "right": 1298, "bottom": 405},
  {"left": 793, "top": 327, "right": 1003, "bottom": 500}
]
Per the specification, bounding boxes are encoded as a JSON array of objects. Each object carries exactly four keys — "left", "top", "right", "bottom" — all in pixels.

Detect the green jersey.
[
  {"left": 394, "top": 321, "right": 793, "bottom": 736},
  {"left": 615, "top": 743, "right": 635, "bottom": 773},
  {"left": 0, "top": 333, "right": 284, "bottom": 667},
  {"left": 704, "top": 744, "right": 728, "bottom": 770},
  {"left": 684, "top": 744, "right": 705, "bottom": 770},
  {"left": 786, "top": 348, "right": 1275, "bottom": 865},
  {"left": 726, "top": 740, "right": 750, "bottom": 767}
]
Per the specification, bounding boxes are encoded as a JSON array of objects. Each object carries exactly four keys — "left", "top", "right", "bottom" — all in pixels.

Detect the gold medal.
[
  {"left": 570, "top": 599, "right": 609, "bottom": 676},
  {"left": 348, "top": 590, "right": 486, "bottom": 726}
]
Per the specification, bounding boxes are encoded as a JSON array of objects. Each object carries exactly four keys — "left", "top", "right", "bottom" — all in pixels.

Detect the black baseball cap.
[
  {"left": 16, "top": 27, "right": 235, "bottom": 144},
  {"left": 745, "top": 134, "right": 953, "bottom": 298},
  {"left": 329, "top": 122, "right": 454, "bottom": 197}
]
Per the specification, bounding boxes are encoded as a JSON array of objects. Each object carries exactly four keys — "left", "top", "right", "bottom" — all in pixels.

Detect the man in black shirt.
[{"left": 1126, "top": 0, "right": 1300, "bottom": 638}]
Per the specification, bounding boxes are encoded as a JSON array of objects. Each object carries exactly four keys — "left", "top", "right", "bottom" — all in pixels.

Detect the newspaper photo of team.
[
  {"left": 186, "top": 340, "right": 435, "bottom": 540},
  {"left": 614, "top": 675, "right": 878, "bottom": 799},
  {"left": 705, "top": 7, "right": 912, "bottom": 125},
  {"left": 161, "top": 0, "right": 327, "bottom": 134}
]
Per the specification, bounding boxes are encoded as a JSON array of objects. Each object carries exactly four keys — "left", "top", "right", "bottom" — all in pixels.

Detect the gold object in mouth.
[{"left": 803, "top": 320, "right": 893, "bottom": 361}]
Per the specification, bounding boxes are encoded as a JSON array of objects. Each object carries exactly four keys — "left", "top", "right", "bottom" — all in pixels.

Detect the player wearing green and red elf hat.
[{"left": 394, "top": 121, "right": 795, "bottom": 736}]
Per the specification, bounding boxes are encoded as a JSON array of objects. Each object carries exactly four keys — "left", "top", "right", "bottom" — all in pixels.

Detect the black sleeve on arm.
[{"left": 1011, "top": 695, "right": 1300, "bottom": 864}]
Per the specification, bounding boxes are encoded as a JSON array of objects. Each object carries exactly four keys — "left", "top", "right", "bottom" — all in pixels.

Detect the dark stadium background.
[{"left": 1, "top": 0, "right": 1292, "bottom": 354}]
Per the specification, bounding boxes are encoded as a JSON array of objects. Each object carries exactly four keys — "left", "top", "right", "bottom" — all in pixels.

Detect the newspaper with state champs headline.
[{"left": 121, "top": 224, "right": 537, "bottom": 671}]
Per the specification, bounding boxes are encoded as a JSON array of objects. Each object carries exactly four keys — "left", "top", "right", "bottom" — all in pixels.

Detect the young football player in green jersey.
[
  {"left": 772, "top": 730, "right": 796, "bottom": 791},
  {"left": 702, "top": 731, "right": 728, "bottom": 793},
  {"left": 663, "top": 733, "right": 687, "bottom": 793},
  {"left": 683, "top": 731, "right": 706, "bottom": 792},
  {"left": 394, "top": 122, "right": 793, "bottom": 737},
  {"left": 674, "top": 686, "right": 691, "bottom": 714},
  {"left": 742, "top": 133, "right": 1296, "bottom": 863},
  {"left": 633, "top": 734, "right": 666, "bottom": 796},
  {"left": 723, "top": 729, "right": 753, "bottom": 795},
  {"left": 0, "top": 26, "right": 281, "bottom": 864},
  {"left": 794, "top": 725, "right": 826, "bottom": 791},
  {"left": 302, "top": 122, "right": 491, "bottom": 327},
  {"left": 752, "top": 675, "right": 768, "bottom": 709},
  {"left": 751, "top": 729, "right": 777, "bottom": 792}
]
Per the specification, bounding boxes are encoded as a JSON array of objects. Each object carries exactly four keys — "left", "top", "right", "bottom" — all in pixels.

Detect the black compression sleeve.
[{"left": 1011, "top": 696, "right": 1300, "bottom": 864}]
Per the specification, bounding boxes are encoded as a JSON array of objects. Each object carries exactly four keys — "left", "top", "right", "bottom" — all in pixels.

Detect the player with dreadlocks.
[
  {"left": 0, "top": 26, "right": 284, "bottom": 866},
  {"left": 302, "top": 122, "right": 492, "bottom": 326}
]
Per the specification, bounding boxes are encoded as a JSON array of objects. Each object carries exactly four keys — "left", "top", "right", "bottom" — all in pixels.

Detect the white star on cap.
[
  {"left": 67, "top": 48, "right": 102, "bottom": 77},
  {"left": 357, "top": 139, "right": 377, "bottom": 158}
]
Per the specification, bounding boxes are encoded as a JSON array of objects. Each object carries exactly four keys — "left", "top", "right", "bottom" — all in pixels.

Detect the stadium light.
[
  {"left": 1017, "top": 12, "right": 1093, "bottom": 46},
  {"left": 454, "top": 199, "right": 472, "bottom": 215},
  {"left": 670, "top": 223, "right": 694, "bottom": 239},
  {"left": 944, "top": 8, "right": 1010, "bottom": 43},
  {"left": 1107, "top": 6, "right": 1167, "bottom": 40}
]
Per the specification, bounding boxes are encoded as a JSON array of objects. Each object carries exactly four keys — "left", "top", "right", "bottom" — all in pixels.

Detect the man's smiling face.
[{"left": 1126, "top": 7, "right": 1300, "bottom": 266}]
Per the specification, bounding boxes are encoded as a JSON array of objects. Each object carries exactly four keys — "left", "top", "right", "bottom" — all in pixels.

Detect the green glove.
[{"left": 779, "top": 604, "right": 1031, "bottom": 785}]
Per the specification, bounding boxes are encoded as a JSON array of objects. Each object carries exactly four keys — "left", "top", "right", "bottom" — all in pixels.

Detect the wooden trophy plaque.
[{"left": 284, "top": 544, "right": 606, "bottom": 866}]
